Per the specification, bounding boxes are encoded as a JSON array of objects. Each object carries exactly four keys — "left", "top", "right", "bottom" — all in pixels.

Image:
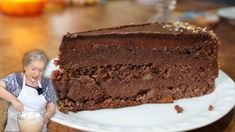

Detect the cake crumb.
[
  {"left": 143, "top": 74, "right": 153, "bottom": 80},
  {"left": 174, "top": 105, "right": 183, "bottom": 113},
  {"left": 208, "top": 105, "right": 213, "bottom": 111}
]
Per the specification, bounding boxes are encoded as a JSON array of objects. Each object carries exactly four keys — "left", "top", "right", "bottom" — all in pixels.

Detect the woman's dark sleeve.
[
  {"left": 44, "top": 80, "right": 58, "bottom": 104},
  {"left": 2, "top": 73, "right": 19, "bottom": 95}
]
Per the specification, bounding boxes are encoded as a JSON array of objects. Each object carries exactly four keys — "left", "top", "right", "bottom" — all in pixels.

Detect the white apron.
[{"left": 4, "top": 74, "right": 47, "bottom": 132}]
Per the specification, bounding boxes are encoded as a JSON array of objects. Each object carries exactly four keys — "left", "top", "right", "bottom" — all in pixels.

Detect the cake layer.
[
  {"left": 58, "top": 33, "right": 217, "bottom": 69},
  {"left": 53, "top": 63, "right": 216, "bottom": 98},
  {"left": 55, "top": 82, "right": 214, "bottom": 112},
  {"left": 52, "top": 62, "right": 216, "bottom": 112}
]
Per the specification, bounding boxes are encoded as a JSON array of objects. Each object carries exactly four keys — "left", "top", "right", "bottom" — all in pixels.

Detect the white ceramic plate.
[
  {"left": 218, "top": 6, "right": 235, "bottom": 25},
  {"left": 45, "top": 59, "right": 235, "bottom": 132}
]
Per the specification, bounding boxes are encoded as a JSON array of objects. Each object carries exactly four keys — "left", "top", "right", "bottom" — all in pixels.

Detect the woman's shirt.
[{"left": 2, "top": 72, "right": 58, "bottom": 103}]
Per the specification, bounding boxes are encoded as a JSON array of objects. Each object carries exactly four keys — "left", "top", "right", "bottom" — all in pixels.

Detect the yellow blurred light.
[
  {"left": 0, "top": 0, "right": 47, "bottom": 16},
  {"left": 0, "top": 0, "right": 45, "bottom": 2}
]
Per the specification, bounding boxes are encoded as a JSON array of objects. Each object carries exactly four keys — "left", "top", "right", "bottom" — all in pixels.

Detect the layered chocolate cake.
[{"left": 52, "top": 22, "right": 219, "bottom": 113}]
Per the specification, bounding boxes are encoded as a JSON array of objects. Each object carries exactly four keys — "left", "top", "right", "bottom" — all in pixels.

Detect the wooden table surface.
[{"left": 0, "top": 1, "right": 235, "bottom": 132}]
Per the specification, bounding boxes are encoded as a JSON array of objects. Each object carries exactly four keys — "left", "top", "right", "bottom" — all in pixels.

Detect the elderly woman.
[{"left": 0, "top": 50, "right": 57, "bottom": 131}]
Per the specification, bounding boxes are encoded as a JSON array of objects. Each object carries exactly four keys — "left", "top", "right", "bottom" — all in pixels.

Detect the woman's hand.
[
  {"left": 11, "top": 99, "right": 24, "bottom": 112},
  {"left": 44, "top": 102, "right": 56, "bottom": 124},
  {"left": 44, "top": 113, "right": 49, "bottom": 124},
  {"left": 0, "top": 80, "right": 24, "bottom": 112}
]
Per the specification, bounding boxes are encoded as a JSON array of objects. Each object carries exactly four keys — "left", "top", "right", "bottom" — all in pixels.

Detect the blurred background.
[{"left": 0, "top": 0, "right": 235, "bottom": 131}]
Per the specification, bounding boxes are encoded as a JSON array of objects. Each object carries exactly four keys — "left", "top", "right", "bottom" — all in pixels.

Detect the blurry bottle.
[
  {"left": 148, "top": 0, "right": 177, "bottom": 22},
  {"left": 67, "top": 0, "right": 107, "bottom": 6}
]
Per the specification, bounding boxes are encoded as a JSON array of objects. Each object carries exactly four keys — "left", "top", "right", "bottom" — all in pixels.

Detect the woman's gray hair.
[{"left": 23, "top": 50, "right": 49, "bottom": 67}]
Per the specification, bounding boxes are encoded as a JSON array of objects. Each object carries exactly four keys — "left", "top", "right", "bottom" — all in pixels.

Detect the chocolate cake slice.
[{"left": 51, "top": 22, "right": 219, "bottom": 113}]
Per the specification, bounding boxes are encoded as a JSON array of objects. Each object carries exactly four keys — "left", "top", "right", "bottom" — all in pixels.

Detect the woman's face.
[{"left": 24, "top": 60, "right": 45, "bottom": 83}]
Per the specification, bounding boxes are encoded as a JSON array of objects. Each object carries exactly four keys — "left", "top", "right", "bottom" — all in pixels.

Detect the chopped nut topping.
[
  {"left": 66, "top": 32, "right": 71, "bottom": 37},
  {"left": 66, "top": 32, "right": 79, "bottom": 39},
  {"left": 163, "top": 22, "right": 219, "bottom": 41},
  {"left": 71, "top": 34, "right": 78, "bottom": 38},
  {"left": 209, "top": 30, "right": 217, "bottom": 40},
  {"left": 164, "top": 22, "right": 202, "bottom": 33},
  {"left": 192, "top": 30, "right": 199, "bottom": 33},
  {"left": 163, "top": 24, "right": 171, "bottom": 28},
  {"left": 202, "top": 27, "right": 207, "bottom": 32}
]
